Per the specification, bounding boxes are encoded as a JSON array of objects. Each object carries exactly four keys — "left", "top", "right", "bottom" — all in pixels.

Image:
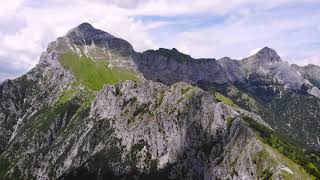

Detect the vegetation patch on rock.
[
  {"left": 59, "top": 53, "right": 138, "bottom": 91},
  {"left": 243, "top": 116, "right": 320, "bottom": 178}
]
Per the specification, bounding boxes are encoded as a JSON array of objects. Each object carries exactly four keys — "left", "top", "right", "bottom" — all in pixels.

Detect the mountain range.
[{"left": 0, "top": 22, "right": 319, "bottom": 179}]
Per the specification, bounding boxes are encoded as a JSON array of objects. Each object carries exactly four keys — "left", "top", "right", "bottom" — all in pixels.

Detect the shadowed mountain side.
[{"left": 133, "top": 47, "right": 320, "bottom": 151}]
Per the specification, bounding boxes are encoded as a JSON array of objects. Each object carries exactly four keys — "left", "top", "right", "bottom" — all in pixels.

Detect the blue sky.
[{"left": 1, "top": 0, "right": 320, "bottom": 81}]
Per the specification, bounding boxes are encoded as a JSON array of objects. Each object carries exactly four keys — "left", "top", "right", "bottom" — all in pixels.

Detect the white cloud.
[
  {"left": 249, "top": 48, "right": 262, "bottom": 56},
  {"left": 173, "top": 4, "right": 320, "bottom": 63},
  {"left": 0, "top": 0, "right": 24, "bottom": 16},
  {"left": 290, "top": 53, "right": 320, "bottom": 66},
  {"left": 129, "top": 0, "right": 296, "bottom": 16},
  {"left": 93, "top": 17, "right": 157, "bottom": 51}
]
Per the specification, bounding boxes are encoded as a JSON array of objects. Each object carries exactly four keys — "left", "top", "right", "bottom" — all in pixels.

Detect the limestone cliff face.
[
  {"left": 2, "top": 80, "right": 310, "bottom": 179},
  {"left": 0, "top": 48, "right": 74, "bottom": 153},
  {"left": 134, "top": 49, "right": 233, "bottom": 85},
  {"left": 135, "top": 47, "right": 320, "bottom": 97},
  {"left": 134, "top": 47, "right": 320, "bottom": 151},
  {"left": 292, "top": 64, "right": 320, "bottom": 88},
  {"left": 0, "top": 23, "right": 318, "bottom": 179}
]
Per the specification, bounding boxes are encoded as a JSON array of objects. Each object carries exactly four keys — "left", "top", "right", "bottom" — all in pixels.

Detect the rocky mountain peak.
[
  {"left": 66, "top": 22, "right": 115, "bottom": 45},
  {"left": 219, "top": 57, "right": 233, "bottom": 61},
  {"left": 143, "top": 48, "right": 193, "bottom": 62},
  {"left": 57, "top": 22, "right": 135, "bottom": 57},
  {"left": 76, "top": 22, "right": 95, "bottom": 31},
  {"left": 254, "top": 46, "right": 281, "bottom": 62}
]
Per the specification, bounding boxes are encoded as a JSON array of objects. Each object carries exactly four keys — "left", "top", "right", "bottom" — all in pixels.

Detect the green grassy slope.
[
  {"left": 214, "top": 91, "right": 239, "bottom": 108},
  {"left": 59, "top": 53, "right": 138, "bottom": 91},
  {"left": 243, "top": 116, "right": 320, "bottom": 179}
]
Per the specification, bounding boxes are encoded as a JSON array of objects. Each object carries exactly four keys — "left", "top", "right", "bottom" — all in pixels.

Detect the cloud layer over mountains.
[{"left": 1, "top": 0, "right": 320, "bottom": 81}]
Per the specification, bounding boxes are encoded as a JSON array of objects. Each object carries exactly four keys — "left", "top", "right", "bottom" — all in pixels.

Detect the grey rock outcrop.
[
  {"left": 135, "top": 46, "right": 320, "bottom": 97},
  {"left": 240, "top": 47, "right": 318, "bottom": 94},
  {"left": 134, "top": 46, "right": 320, "bottom": 151},
  {"left": 292, "top": 64, "right": 320, "bottom": 88},
  {"left": 134, "top": 49, "right": 233, "bottom": 85},
  {"left": 66, "top": 22, "right": 134, "bottom": 56},
  {"left": 3, "top": 80, "right": 306, "bottom": 179},
  {"left": 0, "top": 49, "right": 74, "bottom": 153}
]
